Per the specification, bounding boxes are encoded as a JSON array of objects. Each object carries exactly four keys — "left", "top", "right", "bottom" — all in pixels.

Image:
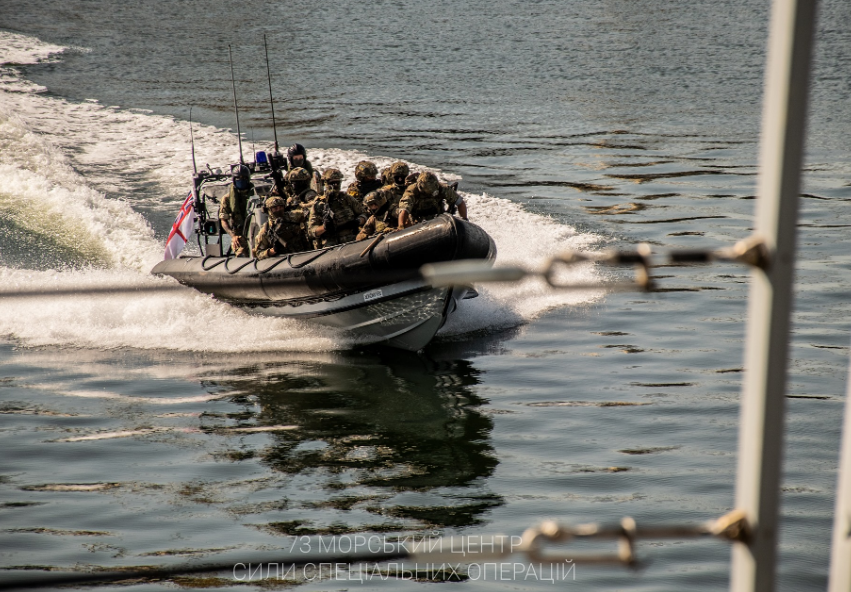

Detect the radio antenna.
[
  {"left": 228, "top": 45, "right": 245, "bottom": 165},
  {"left": 189, "top": 106, "right": 198, "bottom": 175},
  {"left": 263, "top": 34, "right": 280, "bottom": 154}
]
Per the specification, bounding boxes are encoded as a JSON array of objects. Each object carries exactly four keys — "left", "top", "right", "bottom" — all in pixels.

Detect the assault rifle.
[
  {"left": 322, "top": 205, "right": 336, "bottom": 236},
  {"left": 267, "top": 219, "right": 288, "bottom": 252},
  {"left": 447, "top": 182, "right": 460, "bottom": 215}
]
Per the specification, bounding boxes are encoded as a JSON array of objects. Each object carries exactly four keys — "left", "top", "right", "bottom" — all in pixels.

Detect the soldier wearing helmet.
[
  {"left": 284, "top": 167, "right": 317, "bottom": 207},
  {"left": 347, "top": 161, "right": 383, "bottom": 202},
  {"left": 398, "top": 171, "right": 467, "bottom": 228},
  {"left": 379, "top": 166, "right": 392, "bottom": 187},
  {"left": 282, "top": 167, "right": 318, "bottom": 248},
  {"left": 252, "top": 195, "right": 310, "bottom": 259},
  {"left": 287, "top": 143, "right": 321, "bottom": 195},
  {"left": 309, "top": 168, "right": 367, "bottom": 247},
  {"left": 367, "top": 161, "right": 411, "bottom": 222},
  {"left": 286, "top": 143, "right": 314, "bottom": 176},
  {"left": 356, "top": 190, "right": 399, "bottom": 241},
  {"left": 219, "top": 164, "right": 254, "bottom": 257}
]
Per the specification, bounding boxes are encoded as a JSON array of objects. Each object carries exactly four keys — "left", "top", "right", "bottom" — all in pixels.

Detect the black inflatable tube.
[{"left": 151, "top": 215, "right": 496, "bottom": 304}]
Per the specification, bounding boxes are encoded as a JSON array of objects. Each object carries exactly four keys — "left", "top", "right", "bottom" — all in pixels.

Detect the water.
[{"left": 0, "top": 0, "right": 849, "bottom": 589}]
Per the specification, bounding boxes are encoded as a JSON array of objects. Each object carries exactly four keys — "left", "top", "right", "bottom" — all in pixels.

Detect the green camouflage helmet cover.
[
  {"left": 363, "top": 190, "right": 387, "bottom": 209},
  {"left": 265, "top": 196, "right": 286, "bottom": 210},
  {"left": 389, "top": 161, "right": 410, "bottom": 178},
  {"left": 287, "top": 167, "right": 311, "bottom": 182},
  {"left": 355, "top": 161, "right": 378, "bottom": 180},
  {"left": 417, "top": 171, "right": 440, "bottom": 196},
  {"left": 321, "top": 168, "right": 345, "bottom": 183}
]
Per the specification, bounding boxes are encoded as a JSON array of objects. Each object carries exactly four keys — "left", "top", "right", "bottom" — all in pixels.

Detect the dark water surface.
[{"left": 0, "top": 0, "right": 850, "bottom": 589}]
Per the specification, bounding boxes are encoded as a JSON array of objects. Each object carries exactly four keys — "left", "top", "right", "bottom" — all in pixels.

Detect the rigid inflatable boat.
[{"left": 152, "top": 212, "right": 496, "bottom": 351}]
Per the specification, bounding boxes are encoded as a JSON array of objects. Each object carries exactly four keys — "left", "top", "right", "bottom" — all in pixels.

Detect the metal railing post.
[
  {"left": 828, "top": 351, "right": 851, "bottom": 591},
  {"left": 730, "top": 0, "right": 818, "bottom": 591}
]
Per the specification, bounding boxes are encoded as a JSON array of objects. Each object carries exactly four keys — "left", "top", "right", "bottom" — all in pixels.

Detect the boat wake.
[{"left": 0, "top": 30, "right": 605, "bottom": 353}]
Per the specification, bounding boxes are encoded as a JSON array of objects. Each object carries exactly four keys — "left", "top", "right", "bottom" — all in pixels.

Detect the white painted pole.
[
  {"left": 828, "top": 353, "right": 851, "bottom": 591},
  {"left": 730, "top": 0, "right": 818, "bottom": 591}
]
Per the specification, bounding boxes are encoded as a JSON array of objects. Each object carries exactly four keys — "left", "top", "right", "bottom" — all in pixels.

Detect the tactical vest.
[
  {"left": 270, "top": 217, "right": 310, "bottom": 253},
  {"left": 222, "top": 185, "right": 253, "bottom": 234},
  {"left": 402, "top": 186, "right": 444, "bottom": 221},
  {"left": 347, "top": 178, "right": 383, "bottom": 201},
  {"left": 326, "top": 191, "right": 361, "bottom": 231},
  {"left": 379, "top": 184, "right": 406, "bottom": 210}
]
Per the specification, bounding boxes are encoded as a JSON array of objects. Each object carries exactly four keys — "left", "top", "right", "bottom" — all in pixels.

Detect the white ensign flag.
[{"left": 164, "top": 191, "right": 195, "bottom": 260}]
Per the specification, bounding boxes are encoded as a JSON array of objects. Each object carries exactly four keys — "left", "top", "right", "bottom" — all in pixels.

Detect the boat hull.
[
  {"left": 151, "top": 215, "right": 494, "bottom": 350},
  {"left": 253, "top": 281, "right": 469, "bottom": 351}
]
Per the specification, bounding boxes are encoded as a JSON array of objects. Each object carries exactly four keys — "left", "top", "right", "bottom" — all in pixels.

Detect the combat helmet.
[
  {"left": 287, "top": 167, "right": 311, "bottom": 183},
  {"left": 321, "top": 168, "right": 345, "bottom": 183},
  {"left": 287, "top": 143, "right": 307, "bottom": 161},
  {"left": 355, "top": 161, "right": 378, "bottom": 181},
  {"left": 232, "top": 164, "right": 250, "bottom": 180},
  {"left": 363, "top": 190, "right": 387, "bottom": 210},
  {"left": 416, "top": 172, "right": 440, "bottom": 196},
  {"left": 232, "top": 164, "right": 252, "bottom": 190},
  {"left": 389, "top": 161, "right": 409, "bottom": 178},
  {"left": 265, "top": 195, "right": 286, "bottom": 211}
]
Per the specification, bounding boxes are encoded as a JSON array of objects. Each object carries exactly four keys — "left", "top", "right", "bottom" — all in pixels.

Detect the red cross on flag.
[{"left": 164, "top": 191, "right": 195, "bottom": 260}]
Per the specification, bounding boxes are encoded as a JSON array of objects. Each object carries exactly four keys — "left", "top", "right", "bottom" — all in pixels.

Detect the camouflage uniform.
[
  {"left": 398, "top": 172, "right": 461, "bottom": 223},
  {"left": 283, "top": 167, "right": 316, "bottom": 205},
  {"left": 283, "top": 167, "right": 319, "bottom": 247},
  {"left": 346, "top": 161, "right": 383, "bottom": 202},
  {"left": 253, "top": 196, "right": 310, "bottom": 259},
  {"left": 219, "top": 182, "right": 254, "bottom": 257},
  {"left": 287, "top": 186, "right": 318, "bottom": 210},
  {"left": 369, "top": 161, "right": 410, "bottom": 218},
  {"left": 309, "top": 169, "right": 367, "bottom": 248},
  {"left": 356, "top": 190, "right": 399, "bottom": 241},
  {"left": 347, "top": 177, "right": 383, "bottom": 201}
]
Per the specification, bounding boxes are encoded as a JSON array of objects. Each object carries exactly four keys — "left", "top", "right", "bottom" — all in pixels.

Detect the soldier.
[
  {"left": 285, "top": 167, "right": 318, "bottom": 208},
  {"left": 356, "top": 190, "right": 399, "bottom": 241},
  {"left": 219, "top": 164, "right": 254, "bottom": 257},
  {"left": 370, "top": 161, "right": 410, "bottom": 216},
  {"left": 286, "top": 143, "right": 315, "bottom": 176},
  {"left": 379, "top": 166, "right": 392, "bottom": 187},
  {"left": 284, "top": 167, "right": 319, "bottom": 249},
  {"left": 346, "top": 160, "right": 383, "bottom": 201},
  {"left": 398, "top": 171, "right": 467, "bottom": 228},
  {"left": 309, "top": 168, "right": 367, "bottom": 248},
  {"left": 252, "top": 196, "right": 310, "bottom": 259}
]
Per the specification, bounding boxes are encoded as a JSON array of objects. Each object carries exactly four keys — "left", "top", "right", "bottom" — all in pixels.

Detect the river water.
[{"left": 0, "top": 0, "right": 849, "bottom": 590}]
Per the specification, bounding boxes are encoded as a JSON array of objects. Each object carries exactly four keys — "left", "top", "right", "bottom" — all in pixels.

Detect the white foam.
[
  {"left": 0, "top": 31, "right": 67, "bottom": 67},
  {"left": 0, "top": 35, "right": 161, "bottom": 270},
  {"left": 0, "top": 267, "right": 344, "bottom": 352},
  {"left": 56, "top": 429, "right": 168, "bottom": 442},
  {"left": 438, "top": 193, "right": 604, "bottom": 336},
  {"left": 0, "top": 31, "right": 606, "bottom": 352}
]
